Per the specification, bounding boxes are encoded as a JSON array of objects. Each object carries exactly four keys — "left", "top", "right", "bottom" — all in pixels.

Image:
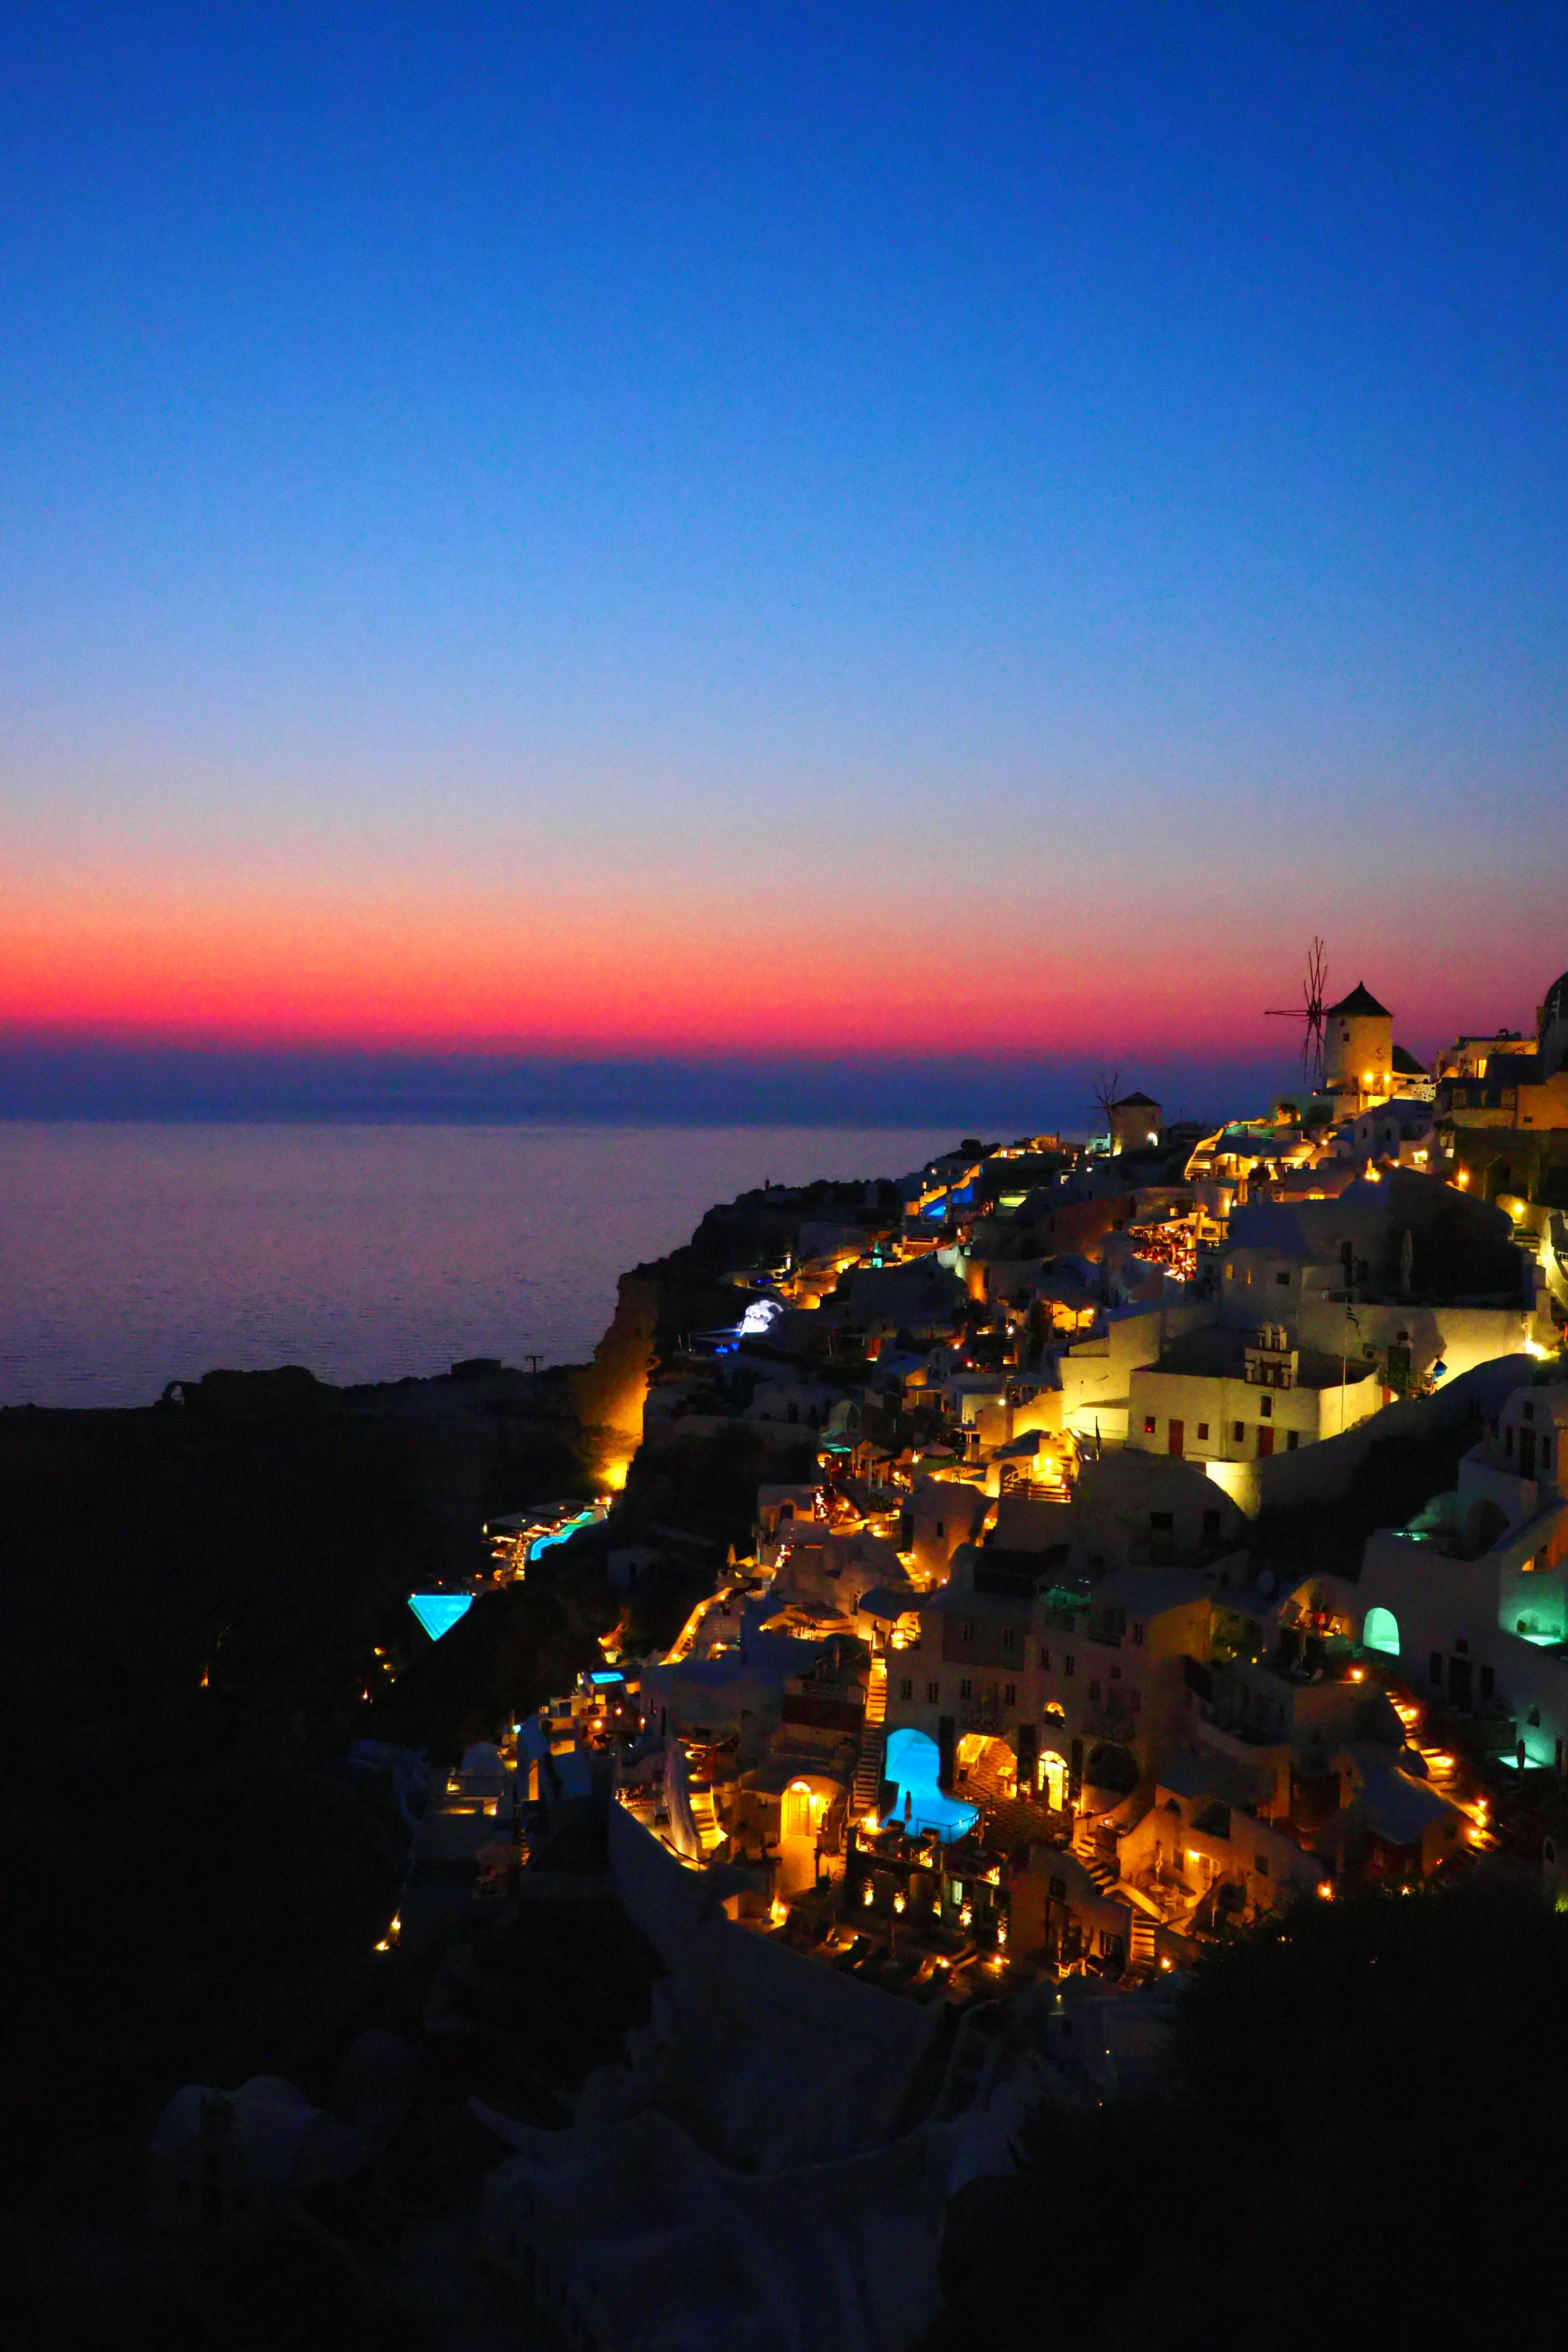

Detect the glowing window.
[{"left": 1363, "top": 1606, "right": 1400, "bottom": 1657}]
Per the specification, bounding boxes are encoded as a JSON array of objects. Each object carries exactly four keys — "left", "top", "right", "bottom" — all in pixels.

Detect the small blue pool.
[
  {"left": 879, "top": 1727, "right": 978, "bottom": 1842},
  {"left": 408, "top": 1592, "right": 474, "bottom": 1641},
  {"left": 527, "top": 1508, "right": 602, "bottom": 1564}
]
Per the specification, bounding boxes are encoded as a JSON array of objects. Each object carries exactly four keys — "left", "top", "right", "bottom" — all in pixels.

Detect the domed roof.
[{"left": 1544, "top": 969, "right": 1568, "bottom": 1023}]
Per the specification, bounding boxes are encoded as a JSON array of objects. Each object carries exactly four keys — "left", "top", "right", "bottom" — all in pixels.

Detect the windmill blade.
[
  {"left": 1304, "top": 937, "right": 1327, "bottom": 1087},
  {"left": 1267, "top": 939, "right": 1329, "bottom": 1090}
]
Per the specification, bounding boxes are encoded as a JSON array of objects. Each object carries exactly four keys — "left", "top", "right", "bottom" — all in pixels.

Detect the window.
[
  {"left": 899, "top": 1677, "right": 913, "bottom": 1702},
  {"left": 1255, "top": 1853, "right": 1270, "bottom": 1877},
  {"left": 1133, "top": 1622, "right": 1145, "bottom": 1645},
  {"left": 1233, "top": 1421, "right": 1245, "bottom": 1443},
  {"left": 935, "top": 1519, "right": 946, "bottom": 1539},
  {"left": 1506, "top": 1425, "right": 1514, "bottom": 1457},
  {"left": 1040, "top": 1646, "right": 1051, "bottom": 1671},
  {"left": 1004, "top": 1683, "right": 1016, "bottom": 1707},
  {"left": 1429, "top": 1652, "right": 1443, "bottom": 1685},
  {"left": 1064, "top": 1655, "right": 1076, "bottom": 1678},
  {"left": 1002, "top": 1626, "right": 1020, "bottom": 1651},
  {"left": 960, "top": 1620, "right": 974, "bottom": 1642},
  {"left": 1089, "top": 1681, "right": 1101, "bottom": 1704},
  {"left": 1479, "top": 1665, "right": 1494, "bottom": 1703},
  {"left": 960, "top": 1677, "right": 973, "bottom": 1700},
  {"left": 926, "top": 1680, "right": 940, "bottom": 1704},
  {"left": 1110, "top": 1663, "right": 1122, "bottom": 1680},
  {"left": 1276, "top": 1269, "right": 1290, "bottom": 1286},
  {"left": 1144, "top": 1415, "right": 1157, "bottom": 1435},
  {"left": 1128, "top": 1689, "right": 1141, "bottom": 1712},
  {"left": 1286, "top": 1430, "right": 1300, "bottom": 1451},
  {"left": 1259, "top": 1395, "right": 1272, "bottom": 1419},
  {"left": 1455, "top": 1637, "right": 1469, "bottom": 1655},
  {"left": 1197, "top": 1421, "right": 1210, "bottom": 1441},
  {"left": 1202, "top": 1509, "right": 1220, "bottom": 1542},
  {"left": 1543, "top": 1438, "right": 1554, "bottom": 1470},
  {"left": 1523, "top": 1401, "right": 1535, "bottom": 1423}
]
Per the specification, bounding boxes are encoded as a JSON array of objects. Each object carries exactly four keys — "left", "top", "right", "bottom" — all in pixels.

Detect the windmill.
[
  {"left": 1265, "top": 938, "right": 1329, "bottom": 1091},
  {"left": 1091, "top": 1068, "right": 1122, "bottom": 1154}
]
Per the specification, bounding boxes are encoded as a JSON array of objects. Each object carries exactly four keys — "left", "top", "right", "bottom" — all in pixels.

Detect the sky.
[{"left": 2, "top": 2, "right": 1564, "bottom": 1119}]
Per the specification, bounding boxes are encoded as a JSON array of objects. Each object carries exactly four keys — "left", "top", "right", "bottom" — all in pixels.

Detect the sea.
[{"left": 0, "top": 1120, "right": 952, "bottom": 1410}]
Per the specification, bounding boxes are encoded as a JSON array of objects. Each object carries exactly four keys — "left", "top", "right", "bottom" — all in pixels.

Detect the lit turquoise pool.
[
  {"left": 880, "top": 1727, "right": 978, "bottom": 1842},
  {"left": 527, "top": 1508, "right": 602, "bottom": 1563}
]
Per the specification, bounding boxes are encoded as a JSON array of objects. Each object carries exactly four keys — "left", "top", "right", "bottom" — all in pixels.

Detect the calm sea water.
[{"left": 0, "top": 1121, "right": 949, "bottom": 1409}]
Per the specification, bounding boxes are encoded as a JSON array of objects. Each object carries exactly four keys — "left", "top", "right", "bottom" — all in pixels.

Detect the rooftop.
[
  {"left": 1326, "top": 981, "right": 1392, "bottom": 1018},
  {"left": 1152, "top": 1325, "right": 1365, "bottom": 1390}
]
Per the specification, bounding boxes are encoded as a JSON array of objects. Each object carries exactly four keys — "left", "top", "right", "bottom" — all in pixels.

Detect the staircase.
[
  {"left": 851, "top": 1657, "right": 889, "bottom": 1824},
  {"left": 1072, "top": 1818, "right": 1121, "bottom": 1894},
  {"left": 1079, "top": 1851, "right": 1120, "bottom": 1895},
  {"left": 687, "top": 1786, "right": 726, "bottom": 1854},
  {"left": 1129, "top": 1910, "right": 1158, "bottom": 1968}
]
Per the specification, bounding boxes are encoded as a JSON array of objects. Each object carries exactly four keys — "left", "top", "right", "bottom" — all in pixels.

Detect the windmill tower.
[{"left": 1265, "top": 938, "right": 1329, "bottom": 1093}]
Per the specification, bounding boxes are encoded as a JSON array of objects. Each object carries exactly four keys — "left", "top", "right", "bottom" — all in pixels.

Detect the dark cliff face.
[
  {"left": 0, "top": 1365, "right": 587, "bottom": 1775},
  {"left": 0, "top": 1174, "right": 895, "bottom": 2237},
  {"left": 0, "top": 1363, "right": 592, "bottom": 2215}
]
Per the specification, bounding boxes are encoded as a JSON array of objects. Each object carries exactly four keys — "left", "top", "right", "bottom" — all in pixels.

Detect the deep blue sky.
[{"left": 2, "top": 3, "right": 1564, "bottom": 1108}]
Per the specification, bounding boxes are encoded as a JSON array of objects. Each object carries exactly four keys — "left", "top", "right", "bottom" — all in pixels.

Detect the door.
[
  {"left": 1520, "top": 1428, "right": 1537, "bottom": 1479},
  {"left": 1167, "top": 1418, "right": 1185, "bottom": 1457},
  {"left": 1257, "top": 1425, "right": 1275, "bottom": 1458},
  {"left": 1448, "top": 1656, "right": 1472, "bottom": 1711}
]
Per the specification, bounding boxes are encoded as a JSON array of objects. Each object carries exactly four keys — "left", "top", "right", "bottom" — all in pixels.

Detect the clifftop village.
[{"left": 151, "top": 960, "right": 1568, "bottom": 2349}]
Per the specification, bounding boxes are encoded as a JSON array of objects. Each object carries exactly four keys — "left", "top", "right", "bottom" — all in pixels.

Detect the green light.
[
  {"left": 1363, "top": 1606, "right": 1400, "bottom": 1657},
  {"left": 408, "top": 1593, "right": 473, "bottom": 1641}
]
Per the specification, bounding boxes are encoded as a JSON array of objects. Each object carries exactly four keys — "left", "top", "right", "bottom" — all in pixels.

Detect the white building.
[
  {"left": 1127, "top": 1323, "right": 1382, "bottom": 1466},
  {"left": 1356, "top": 1378, "right": 1568, "bottom": 1767}
]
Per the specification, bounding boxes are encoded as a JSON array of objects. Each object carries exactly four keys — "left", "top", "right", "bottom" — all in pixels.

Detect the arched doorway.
[
  {"left": 1040, "top": 1749, "right": 1068, "bottom": 1812},
  {"left": 1363, "top": 1606, "right": 1400, "bottom": 1657},
  {"left": 783, "top": 1781, "right": 814, "bottom": 1839},
  {"left": 779, "top": 1778, "right": 830, "bottom": 1895}
]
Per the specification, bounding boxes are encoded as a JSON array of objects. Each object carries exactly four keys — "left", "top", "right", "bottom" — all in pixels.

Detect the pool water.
[{"left": 879, "top": 1727, "right": 978, "bottom": 1842}]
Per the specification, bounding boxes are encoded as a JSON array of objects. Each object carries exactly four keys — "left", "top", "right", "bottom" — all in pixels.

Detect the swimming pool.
[{"left": 879, "top": 1727, "right": 978, "bottom": 1842}]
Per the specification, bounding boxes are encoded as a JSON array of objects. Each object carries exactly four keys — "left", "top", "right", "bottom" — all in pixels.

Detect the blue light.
[
  {"left": 408, "top": 1592, "right": 473, "bottom": 1641},
  {"left": 879, "top": 1727, "right": 978, "bottom": 1843},
  {"left": 527, "top": 1508, "right": 600, "bottom": 1563}
]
